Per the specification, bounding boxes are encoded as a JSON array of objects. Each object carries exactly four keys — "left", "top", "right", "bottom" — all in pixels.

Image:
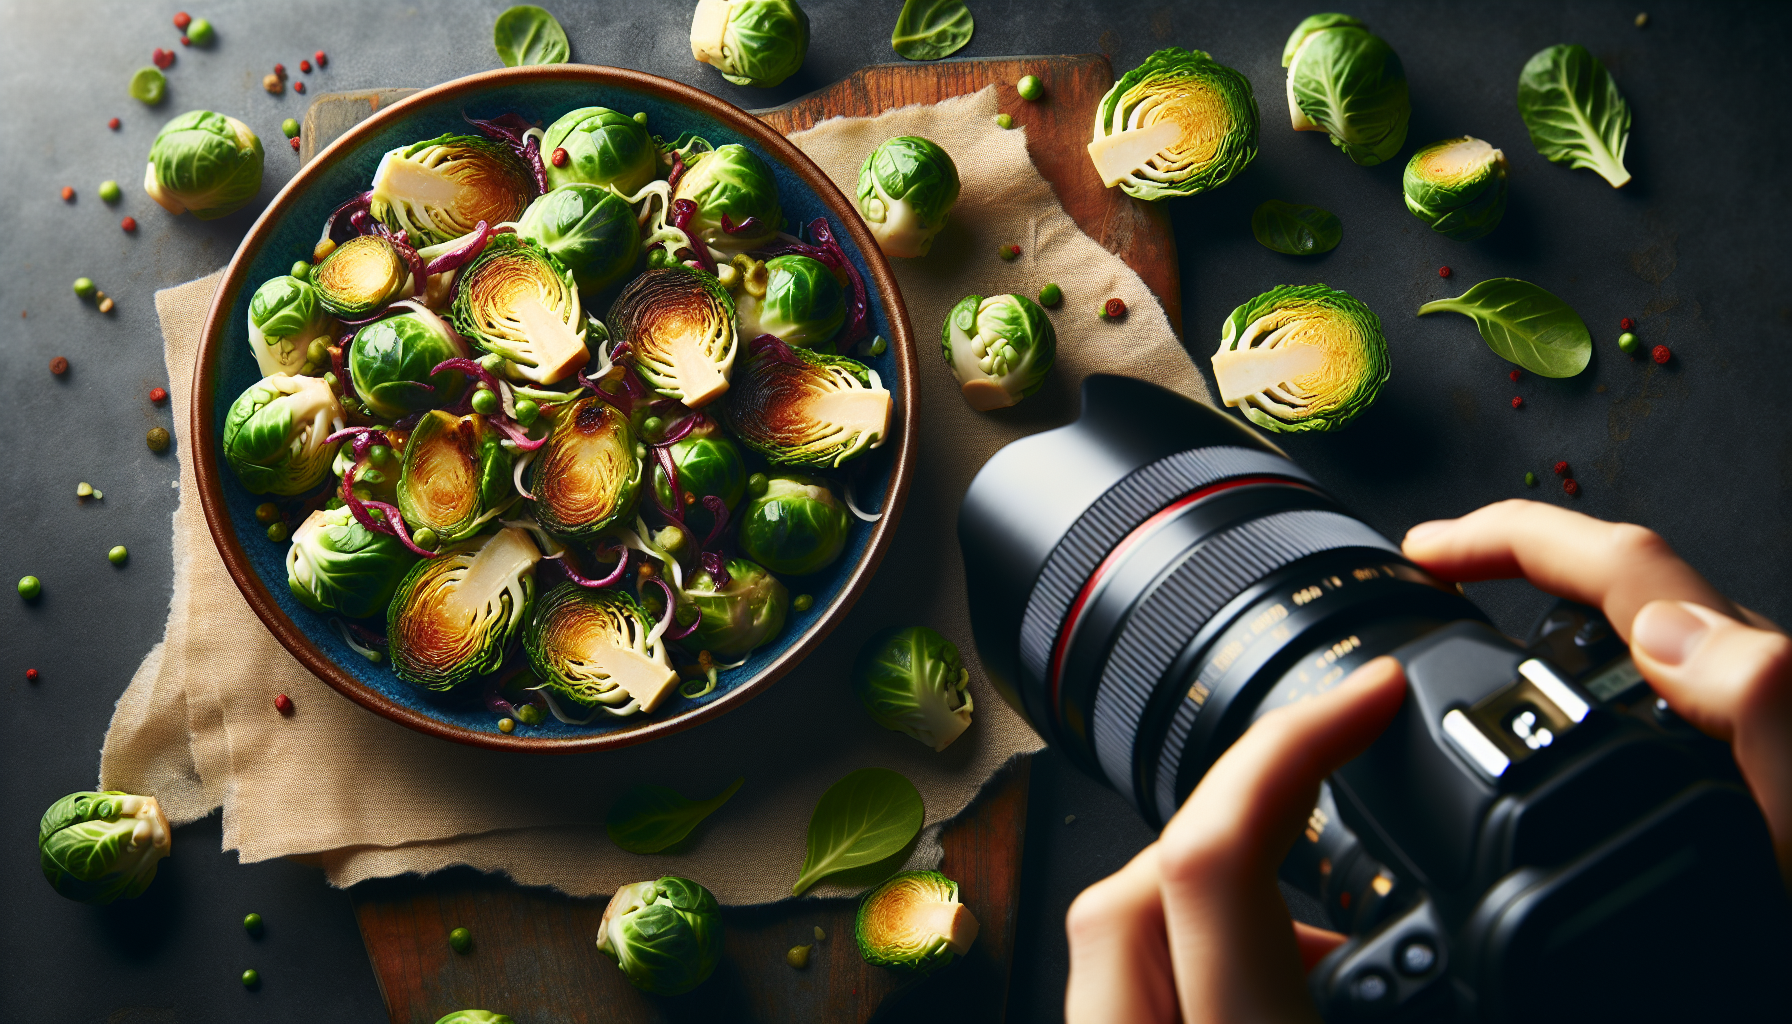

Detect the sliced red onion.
[
  {"left": 489, "top": 413, "right": 547, "bottom": 451},
  {"left": 748, "top": 333, "right": 804, "bottom": 366},
  {"left": 642, "top": 576, "right": 701, "bottom": 641},
  {"left": 657, "top": 413, "right": 700, "bottom": 447},
  {"left": 424, "top": 221, "right": 494, "bottom": 277},
  {"left": 363, "top": 499, "right": 437, "bottom": 557},
  {"left": 651, "top": 445, "right": 684, "bottom": 521},
  {"left": 462, "top": 112, "right": 548, "bottom": 194},
  {"left": 667, "top": 152, "right": 687, "bottom": 195},
  {"left": 332, "top": 334, "right": 360, "bottom": 402},
  {"left": 349, "top": 209, "right": 375, "bottom": 236},
  {"left": 720, "top": 214, "right": 761, "bottom": 236},
  {"left": 433, "top": 357, "right": 504, "bottom": 395},
  {"left": 670, "top": 199, "right": 697, "bottom": 230},
  {"left": 700, "top": 495, "right": 731, "bottom": 550},
  {"left": 699, "top": 551, "right": 731, "bottom": 590},
  {"left": 345, "top": 621, "right": 389, "bottom": 647},
  {"left": 322, "top": 190, "right": 374, "bottom": 245},
  {"left": 560, "top": 544, "right": 629, "bottom": 589}
]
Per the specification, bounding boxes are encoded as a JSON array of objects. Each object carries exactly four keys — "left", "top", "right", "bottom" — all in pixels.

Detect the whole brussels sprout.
[
  {"left": 1402, "top": 136, "right": 1508, "bottom": 241},
  {"left": 738, "top": 473, "right": 849, "bottom": 576},
  {"left": 388, "top": 527, "right": 539, "bottom": 693},
  {"left": 690, "top": 0, "right": 810, "bottom": 88},
  {"left": 396, "top": 411, "right": 514, "bottom": 545},
  {"left": 39, "top": 791, "right": 171, "bottom": 905},
  {"left": 854, "top": 871, "right": 979, "bottom": 971},
  {"left": 222, "top": 374, "right": 344, "bottom": 496},
  {"left": 673, "top": 143, "right": 783, "bottom": 252},
  {"left": 541, "top": 106, "right": 658, "bottom": 194},
  {"left": 1283, "top": 14, "right": 1409, "bottom": 167},
  {"left": 143, "top": 110, "right": 265, "bottom": 220},
  {"left": 247, "top": 275, "right": 337, "bottom": 377},
  {"left": 852, "top": 626, "right": 974, "bottom": 752},
  {"left": 734, "top": 254, "right": 846, "bottom": 350},
  {"left": 857, "top": 136, "right": 961, "bottom": 258},
  {"left": 287, "top": 507, "right": 420, "bottom": 618},
  {"left": 432, "top": 1013, "right": 514, "bottom": 1024},
  {"left": 941, "top": 293, "right": 1058, "bottom": 412},
  {"left": 516, "top": 184, "right": 643, "bottom": 293},
  {"left": 369, "top": 134, "right": 537, "bottom": 246},
  {"left": 679, "top": 558, "right": 788, "bottom": 659},
  {"left": 650, "top": 420, "right": 747, "bottom": 537},
  {"left": 349, "top": 310, "right": 470, "bottom": 420},
  {"left": 597, "top": 876, "right": 723, "bottom": 995}
]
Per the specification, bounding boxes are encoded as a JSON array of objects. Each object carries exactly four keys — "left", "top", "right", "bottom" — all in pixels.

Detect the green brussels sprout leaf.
[
  {"left": 611, "top": 266, "right": 739, "bottom": 407},
  {"left": 525, "top": 583, "right": 679, "bottom": 718},
  {"left": 1417, "top": 278, "right": 1592, "bottom": 378},
  {"left": 606, "top": 777, "right": 745, "bottom": 854},
  {"left": 891, "top": 0, "right": 973, "bottom": 61},
  {"left": 1089, "top": 48, "right": 1258, "bottom": 201},
  {"left": 39, "top": 791, "right": 172, "bottom": 905},
  {"left": 451, "top": 234, "right": 590, "bottom": 385},
  {"left": 396, "top": 411, "right": 514, "bottom": 544},
  {"left": 1284, "top": 16, "right": 1409, "bottom": 166},
  {"left": 248, "top": 275, "right": 337, "bottom": 376},
  {"left": 222, "top": 374, "right": 345, "bottom": 495},
  {"left": 856, "top": 136, "right": 961, "bottom": 259},
  {"left": 792, "top": 767, "right": 924, "bottom": 896},
  {"left": 493, "top": 5, "right": 570, "bottom": 67},
  {"left": 542, "top": 107, "right": 657, "bottom": 194},
  {"left": 528, "top": 396, "right": 642, "bottom": 540},
  {"left": 349, "top": 309, "right": 471, "bottom": 420},
  {"left": 852, "top": 626, "right": 974, "bottom": 752},
  {"left": 941, "top": 292, "right": 1057, "bottom": 412},
  {"left": 388, "top": 526, "right": 539, "bottom": 693},
  {"left": 143, "top": 110, "right": 265, "bottom": 219},
  {"left": 1517, "top": 44, "right": 1631, "bottom": 189},
  {"left": 597, "top": 876, "right": 723, "bottom": 995},
  {"left": 288, "top": 507, "right": 420, "bottom": 619},
  {"left": 691, "top": 0, "right": 811, "bottom": 88},
  {"left": 1212, "top": 284, "right": 1388, "bottom": 433},
  {"left": 739, "top": 473, "right": 850, "bottom": 576},
  {"left": 370, "top": 134, "right": 537, "bottom": 247},
  {"left": 735, "top": 254, "right": 847, "bottom": 349},
  {"left": 854, "top": 870, "right": 979, "bottom": 971},
  {"left": 1250, "top": 200, "right": 1342, "bottom": 256}
]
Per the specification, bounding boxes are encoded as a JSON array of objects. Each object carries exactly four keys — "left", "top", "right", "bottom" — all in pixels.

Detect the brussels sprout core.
[
  {"left": 222, "top": 374, "right": 345, "bottom": 495},
  {"left": 942, "top": 293, "right": 1057, "bottom": 411},
  {"left": 397, "top": 411, "right": 513, "bottom": 544},
  {"left": 854, "top": 871, "right": 979, "bottom": 971},
  {"left": 611, "top": 266, "right": 739, "bottom": 407},
  {"left": 690, "top": 0, "right": 811, "bottom": 89},
  {"left": 370, "top": 134, "right": 536, "bottom": 246},
  {"left": 388, "top": 527, "right": 539, "bottom": 692},
  {"left": 1402, "top": 136, "right": 1508, "bottom": 241},
  {"left": 1088, "top": 48, "right": 1258, "bottom": 201},
  {"left": 597, "top": 876, "right": 723, "bottom": 995},
  {"left": 718, "top": 342, "right": 890, "bottom": 467},
  {"left": 856, "top": 136, "right": 961, "bottom": 259},
  {"left": 451, "top": 235, "right": 589, "bottom": 385},
  {"left": 143, "top": 110, "right": 265, "bottom": 220},
  {"left": 314, "top": 235, "right": 411, "bottom": 320},
  {"left": 526, "top": 584, "right": 680, "bottom": 717},
  {"left": 529, "top": 397, "right": 642, "bottom": 539},
  {"left": 1211, "top": 283, "right": 1388, "bottom": 433},
  {"left": 39, "top": 791, "right": 172, "bottom": 905}
]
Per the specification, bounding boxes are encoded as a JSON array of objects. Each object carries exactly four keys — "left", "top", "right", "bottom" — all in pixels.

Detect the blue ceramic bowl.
[{"left": 194, "top": 66, "right": 916, "bottom": 752}]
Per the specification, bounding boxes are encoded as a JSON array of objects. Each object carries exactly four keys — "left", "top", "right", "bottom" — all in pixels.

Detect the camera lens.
[{"left": 961, "top": 376, "right": 1481, "bottom": 824}]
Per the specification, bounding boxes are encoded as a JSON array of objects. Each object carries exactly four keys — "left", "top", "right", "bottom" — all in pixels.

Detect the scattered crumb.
[
  {"left": 1635, "top": 12, "right": 1648, "bottom": 28},
  {"left": 1064, "top": 814, "right": 1076, "bottom": 825}
]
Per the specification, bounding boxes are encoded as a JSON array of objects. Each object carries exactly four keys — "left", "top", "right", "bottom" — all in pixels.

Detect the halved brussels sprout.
[
  {"left": 673, "top": 143, "right": 782, "bottom": 252},
  {"left": 450, "top": 234, "right": 589, "bottom": 385},
  {"left": 650, "top": 420, "right": 746, "bottom": 537},
  {"left": 39, "top": 791, "right": 171, "bottom": 905},
  {"left": 734, "top": 254, "right": 846, "bottom": 350},
  {"left": 1212, "top": 283, "right": 1388, "bottom": 433},
  {"left": 597, "top": 876, "right": 723, "bottom": 996},
  {"left": 542, "top": 106, "right": 658, "bottom": 194},
  {"left": 516, "top": 183, "right": 643, "bottom": 293},
  {"left": 851, "top": 626, "right": 973, "bottom": 752},
  {"left": 942, "top": 293, "right": 1057, "bottom": 412},
  {"left": 689, "top": 0, "right": 810, "bottom": 88},
  {"left": 387, "top": 526, "right": 539, "bottom": 692},
  {"left": 222, "top": 374, "right": 344, "bottom": 495},
  {"left": 1088, "top": 48, "right": 1258, "bottom": 201},
  {"left": 611, "top": 266, "right": 738, "bottom": 407},
  {"left": 369, "top": 133, "right": 537, "bottom": 246},
  {"left": 288, "top": 506, "right": 421, "bottom": 618},
  {"left": 854, "top": 871, "right": 979, "bottom": 971},
  {"left": 1403, "top": 136, "right": 1508, "bottom": 241},
  {"left": 679, "top": 558, "right": 788, "bottom": 659},
  {"left": 856, "top": 136, "right": 960, "bottom": 259},
  {"left": 739, "top": 473, "right": 849, "bottom": 576},
  {"left": 349, "top": 309, "right": 470, "bottom": 420},
  {"left": 525, "top": 584, "right": 680, "bottom": 717},
  {"left": 717, "top": 343, "right": 890, "bottom": 467},
  {"left": 397, "top": 411, "right": 514, "bottom": 545},
  {"left": 314, "top": 234, "right": 412, "bottom": 320},
  {"left": 248, "top": 275, "right": 336, "bottom": 376},
  {"left": 143, "top": 110, "right": 265, "bottom": 220},
  {"left": 1283, "top": 14, "right": 1409, "bottom": 167},
  {"left": 528, "top": 396, "right": 642, "bottom": 540}
]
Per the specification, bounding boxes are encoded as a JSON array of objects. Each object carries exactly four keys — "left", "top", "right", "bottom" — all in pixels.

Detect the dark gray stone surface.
[{"left": 2, "top": 1, "right": 1786, "bottom": 1021}]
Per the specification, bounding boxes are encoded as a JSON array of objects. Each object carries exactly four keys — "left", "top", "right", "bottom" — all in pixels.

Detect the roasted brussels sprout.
[
  {"left": 738, "top": 473, "right": 849, "bottom": 576},
  {"left": 1283, "top": 14, "right": 1409, "bottom": 167},
  {"left": 516, "top": 183, "right": 642, "bottom": 293},
  {"left": 734, "top": 255, "right": 846, "bottom": 350},
  {"left": 855, "top": 871, "right": 979, "bottom": 971},
  {"left": 650, "top": 419, "right": 747, "bottom": 537},
  {"left": 690, "top": 0, "right": 810, "bottom": 88},
  {"left": 287, "top": 506, "right": 421, "bottom": 618},
  {"left": 941, "top": 292, "right": 1057, "bottom": 412},
  {"left": 1211, "top": 283, "right": 1388, "bottom": 433},
  {"left": 717, "top": 342, "right": 890, "bottom": 467},
  {"left": 673, "top": 144, "right": 782, "bottom": 252},
  {"left": 314, "top": 234, "right": 412, "bottom": 320},
  {"left": 247, "top": 275, "right": 336, "bottom": 376},
  {"left": 1402, "top": 136, "right": 1508, "bottom": 241},
  {"left": 851, "top": 626, "right": 974, "bottom": 752},
  {"left": 680, "top": 558, "right": 788, "bottom": 659},
  {"left": 396, "top": 411, "right": 514, "bottom": 545},
  {"left": 528, "top": 396, "right": 642, "bottom": 540},
  {"left": 369, "top": 133, "right": 537, "bottom": 246},
  {"left": 388, "top": 526, "right": 539, "bottom": 692},
  {"left": 525, "top": 584, "right": 681, "bottom": 717},
  {"left": 611, "top": 266, "right": 738, "bottom": 407},
  {"left": 856, "top": 136, "right": 960, "bottom": 258},
  {"left": 542, "top": 106, "right": 658, "bottom": 194},
  {"left": 450, "top": 234, "right": 590, "bottom": 385},
  {"left": 143, "top": 110, "right": 265, "bottom": 220},
  {"left": 222, "top": 374, "right": 344, "bottom": 496},
  {"left": 349, "top": 309, "right": 470, "bottom": 420},
  {"left": 1088, "top": 48, "right": 1258, "bottom": 201},
  {"left": 597, "top": 876, "right": 723, "bottom": 995},
  {"left": 39, "top": 791, "right": 172, "bottom": 905}
]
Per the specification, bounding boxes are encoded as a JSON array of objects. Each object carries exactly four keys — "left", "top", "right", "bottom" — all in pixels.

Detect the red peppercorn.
[
  {"left": 173, "top": 11, "right": 191, "bottom": 29},
  {"left": 1104, "top": 297, "right": 1127, "bottom": 319},
  {"left": 1620, "top": 317, "right": 1635, "bottom": 331},
  {"left": 1651, "top": 345, "right": 1671, "bottom": 364},
  {"left": 26, "top": 668, "right": 39, "bottom": 682},
  {"left": 294, "top": 81, "right": 306, "bottom": 93},
  {"left": 290, "top": 137, "right": 301, "bottom": 151},
  {"left": 1511, "top": 396, "right": 1523, "bottom": 409},
  {"left": 153, "top": 47, "right": 175, "bottom": 69},
  {"left": 300, "top": 59, "right": 313, "bottom": 73},
  {"left": 274, "top": 693, "right": 294, "bottom": 715},
  {"left": 108, "top": 117, "right": 121, "bottom": 130},
  {"left": 1438, "top": 266, "right": 1452, "bottom": 278},
  {"left": 315, "top": 51, "right": 328, "bottom": 66},
  {"left": 180, "top": 35, "right": 190, "bottom": 46},
  {"left": 1554, "top": 461, "right": 1570, "bottom": 476},
  {"left": 60, "top": 185, "right": 74, "bottom": 201},
  {"left": 50, "top": 356, "right": 69, "bottom": 375},
  {"left": 274, "top": 63, "right": 286, "bottom": 77},
  {"left": 1508, "top": 369, "right": 1521, "bottom": 382},
  {"left": 150, "top": 387, "right": 168, "bottom": 403},
  {"left": 1564, "top": 479, "right": 1580, "bottom": 496},
  {"left": 121, "top": 216, "right": 138, "bottom": 232},
  {"left": 551, "top": 147, "right": 569, "bottom": 167}
]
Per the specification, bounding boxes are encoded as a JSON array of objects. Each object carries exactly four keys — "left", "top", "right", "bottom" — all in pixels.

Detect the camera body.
[{"left": 960, "top": 376, "right": 1791, "bottom": 1022}]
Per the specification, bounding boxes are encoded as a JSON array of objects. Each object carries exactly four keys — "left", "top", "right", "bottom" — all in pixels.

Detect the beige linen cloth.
[{"left": 100, "top": 87, "right": 1211, "bottom": 904}]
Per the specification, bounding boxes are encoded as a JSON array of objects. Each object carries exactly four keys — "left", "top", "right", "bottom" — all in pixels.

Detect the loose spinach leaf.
[
  {"left": 606, "top": 778, "right": 744, "bottom": 854},
  {"left": 1251, "top": 200, "right": 1342, "bottom": 255},
  {"left": 892, "top": 0, "right": 974, "bottom": 62},
  {"left": 1517, "top": 44, "right": 1631, "bottom": 188},
  {"left": 1417, "top": 278, "right": 1591, "bottom": 378},
  {"left": 792, "top": 767, "right": 923, "bottom": 895},
  {"left": 494, "top": 5, "right": 570, "bottom": 68}
]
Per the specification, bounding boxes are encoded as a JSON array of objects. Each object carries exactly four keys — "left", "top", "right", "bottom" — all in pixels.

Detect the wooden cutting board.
[{"left": 313, "top": 52, "right": 1180, "bottom": 1024}]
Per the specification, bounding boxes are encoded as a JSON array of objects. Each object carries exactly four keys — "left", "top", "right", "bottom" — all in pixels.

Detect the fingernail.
[
  {"left": 1633, "top": 601, "right": 1709, "bottom": 666},
  {"left": 1404, "top": 519, "right": 1453, "bottom": 544}
]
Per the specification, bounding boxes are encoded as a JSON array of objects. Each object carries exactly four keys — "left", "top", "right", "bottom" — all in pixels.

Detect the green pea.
[
  {"left": 513, "top": 399, "right": 539, "bottom": 427},
  {"left": 1524, "top": 472, "right": 1538, "bottom": 488},
  {"left": 147, "top": 427, "right": 171, "bottom": 452},
  {"left": 244, "top": 912, "right": 263, "bottom": 935},
  {"left": 994, "top": 113, "right": 1013, "bottom": 130},
  {"left": 1617, "top": 331, "right": 1639, "bottom": 353},
  {"left": 240, "top": 968, "right": 259, "bottom": 988},
  {"left": 633, "top": 111, "right": 648, "bottom": 125},
  {"left": 647, "top": 247, "right": 676, "bottom": 269},
  {"left": 1038, "top": 283, "right": 1062, "bottom": 307},
  {"left": 281, "top": 118, "right": 300, "bottom": 139},
  {"left": 98, "top": 180, "right": 122, "bottom": 203},
  {"left": 323, "top": 371, "right": 339, "bottom": 390},
  {"left": 1017, "top": 74, "right": 1045, "bottom": 101},
  {"left": 517, "top": 703, "right": 543, "bottom": 726},
  {"left": 641, "top": 415, "right": 665, "bottom": 438},
  {"left": 498, "top": 717, "right": 515, "bottom": 734},
  {"left": 18, "top": 576, "right": 42, "bottom": 600},
  {"left": 108, "top": 545, "right": 129, "bottom": 566},
  {"left": 187, "top": 17, "right": 215, "bottom": 45},
  {"left": 73, "top": 277, "right": 97, "bottom": 299},
  {"left": 129, "top": 67, "right": 166, "bottom": 105},
  {"left": 747, "top": 472, "right": 769, "bottom": 498},
  {"left": 369, "top": 444, "right": 394, "bottom": 467},
  {"left": 449, "top": 926, "right": 473, "bottom": 953},
  {"left": 868, "top": 336, "right": 888, "bottom": 356},
  {"left": 999, "top": 244, "right": 1019, "bottom": 262},
  {"left": 470, "top": 387, "right": 499, "bottom": 415},
  {"left": 266, "top": 522, "right": 291, "bottom": 544},
  {"left": 411, "top": 527, "right": 439, "bottom": 551},
  {"left": 254, "top": 502, "right": 280, "bottom": 524},
  {"left": 477, "top": 352, "right": 507, "bottom": 374},
  {"left": 291, "top": 260, "right": 312, "bottom": 281},
  {"left": 786, "top": 944, "right": 812, "bottom": 968},
  {"left": 793, "top": 594, "right": 813, "bottom": 612},
  {"left": 306, "top": 338, "right": 329, "bottom": 364}
]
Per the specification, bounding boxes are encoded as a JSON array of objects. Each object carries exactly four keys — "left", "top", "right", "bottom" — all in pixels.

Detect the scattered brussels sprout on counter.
[
  {"left": 451, "top": 234, "right": 590, "bottom": 385},
  {"left": 1212, "top": 283, "right": 1388, "bottom": 433},
  {"left": 734, "top": 255, "right": 848, "bottom": 349},
  {"left": 287, "top": 507, "right": 421, "bottom": 619},
  {"left": 433, "top": 1012, "right": 515, "bottom": 1024},
  {"left": 651, "top": 420, "right": 747, "bottom": 537},
  {"left": 612, "top": 266, "right": 740, "bottom": 407},
  {"left": 1417, "top": 278, "right": 1592, "bottom": 378},
  {"left": 793, "top": 767, "right": 925, "bottom": 895},
  {"left": 856, "top": 136, "right": 961, "bottom": 259},
  {"left": 222, "top": 374, "right": 345, "bottom": 495},
  {"left": 388, "top": 527, "right": 540, "bottom": 693},
  {"left": 1283, "top": 14, "right": 1409, "bottom": 166},
  {"left": 39, "top": 791, "right": 171, "bottom": 905},
  {"left": 739, "top": 474, "right": 850, "bottom": 576},
  {"left": 1518, "top": 44, "right": 1632, "bottom": 188},
  {"left": 1251, "top": 199, "right": 1342, "bottom": 255},
  {"left": 680, "top": 558, "right": 790, "bottom": 660},
  {"left": 529, "top": 396, "right": 643, "bottom": 540},
  {"left": 717, "top": 343, "right": 891, "bottom": 467},
  {"left": 855, "top": 870, "right": 979, "bottom": 971},
  {"left": 673, "top": 144, "right": 784, "bottom": 252},
  {"left": 690, "top": 0, "right": 810, "bottom": 88},
  {"left": 370, "top": 134, "right": 536, "bottom": 246},
  {"left": 397, "top": 412, "right": 514, "bottom": 545},
  {"left": 942, "top": 292, "right": 1057, "bottom": 412},
  {"left": 542, "top": 106, "right": 657, "bottom": 193},
  {"left": 143, "top": 110, "right": 265, "bottom": 219},
  {"left": 350, "top": 310, "right": 471, "bottom": 420},
  {"left": 247, "top": 275, "right": 338, "bottom": 376},
  {"left": 516, "top": 184, "right": 643, "bottom": 293},
  {"left": 597, "top": 876, "right": 723, "bottom": 995},
  {"left": 606, "top": 777, "right": 745, "bottom": 854},
  {"left": 526, "top": 584, "right": 681, "bottom": 718},
  {"left": 313, "top": 235, "right": 413, "bottom": 320},
  {"left": 130, "top": 66, "right": 167, "bottom": 106},
  {"left": 492, "top": 4, "right": 570, "bottom": 67},
  {"left": 1088, "top": 47, "right": 1258, "bottom": 201},
  {"left": 1403, "top": 137, "right": 1508, "bottom": 240},
  {"left": 852, "top": 626, "right": 973, "bottom": 752},
  {"left": 891, "top": 0, "right": 974, "bottom": 61}
]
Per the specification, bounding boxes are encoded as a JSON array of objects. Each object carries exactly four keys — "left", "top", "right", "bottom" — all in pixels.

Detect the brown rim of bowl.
[{"left": 193, "top": 65, "right": 917, "bottom": 753}]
